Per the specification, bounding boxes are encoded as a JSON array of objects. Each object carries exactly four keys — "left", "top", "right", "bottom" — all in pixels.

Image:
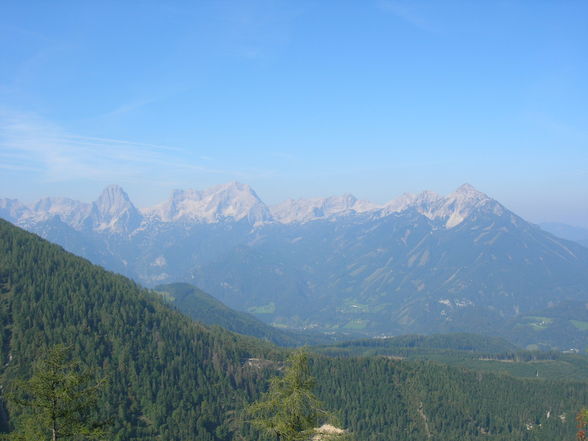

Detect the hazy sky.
[{"left": 1, "top": 1, "right": 587, "bottom": 227}]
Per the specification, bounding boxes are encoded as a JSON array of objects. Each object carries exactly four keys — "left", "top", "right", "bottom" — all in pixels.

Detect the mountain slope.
[
  {"left": 2, "top": 220, "right": 588, "bottom": 440},
  {"left": 541, "top": 222, "right": 588, "bottom": 248},
  {"left": 154, "top": 282, "right": 332, "bottom": 346},
  {"left": 192, "top": 200, "right": 588, "bottom": 345},
  {"left": 503, "top": 300, "right": 588, "bottom": 350}
]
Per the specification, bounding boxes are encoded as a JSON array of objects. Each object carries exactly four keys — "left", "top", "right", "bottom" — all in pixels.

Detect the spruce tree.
[
  {"left": 4, "top": 345, "right": 107, "bottom": 441},
  {"left": 246, "top": 350, "right": 350, "bottom": 441}
]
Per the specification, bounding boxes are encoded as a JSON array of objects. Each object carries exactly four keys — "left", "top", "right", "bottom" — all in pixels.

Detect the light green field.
[
  {"left": 571, "top": 320, "right": 588, "bottom": 331},
  {"left": 343, "top": 319, "right": 369, "bottom": 330},
  {"left": 523, "top": 316, "right": 554, "bottom": 331},
  {"left": 248, "top": 302, "right": 276, "bottom": 314}
]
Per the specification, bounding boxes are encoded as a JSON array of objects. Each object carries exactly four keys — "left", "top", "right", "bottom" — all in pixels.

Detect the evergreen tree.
[
  {"left": 247, "top": 350, "right": 350, "bottom": 441},
  {"left": 4, "top": 344, "right": 107, "bottom": 441}
]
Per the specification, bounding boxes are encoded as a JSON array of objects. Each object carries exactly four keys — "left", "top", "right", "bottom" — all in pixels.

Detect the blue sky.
[{"left": 1, "top": 1, "right": 587, "bottom": 226}]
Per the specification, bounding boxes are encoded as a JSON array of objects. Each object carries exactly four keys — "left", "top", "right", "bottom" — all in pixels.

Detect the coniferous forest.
[{"left": 1, "top": 218, "right": 588, "bottom": 440}]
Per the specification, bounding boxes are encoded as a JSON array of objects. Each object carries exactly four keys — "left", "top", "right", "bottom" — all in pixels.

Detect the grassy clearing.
[
  {"left": 571, "top": 320, "right": 588, "bottom": 331},
  {"left": 248, "top": 302, "right": 276, "bottom": 314},
  {"left": 523, "top": 316, "right": 554, "bottom": 331},
  {"left": 343, "top": 319, "right": 369, "bottom": 330}
]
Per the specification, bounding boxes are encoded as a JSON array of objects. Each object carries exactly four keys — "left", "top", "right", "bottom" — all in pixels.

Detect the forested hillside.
[
  {"left": 313, "top": 357, "right": 588, "bottom": 441},
  {"left": 0, "top": 219, "right": 279, "bottom": 440},
  {"left": 1, "top": 219, "right": 588, "bottom": 440},
  {"left": 316, "top": 333, "right": 518, "bottom": 356},
  {"left": 314, "top": 334, "right": 588, "bottom": 382}
]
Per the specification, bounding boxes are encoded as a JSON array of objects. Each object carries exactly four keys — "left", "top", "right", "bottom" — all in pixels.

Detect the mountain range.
[{"left": 2, "top": 182, "right": 588, "bottom": 349}]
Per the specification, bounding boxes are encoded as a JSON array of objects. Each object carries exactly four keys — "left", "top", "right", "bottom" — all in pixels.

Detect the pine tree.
[{"left": 4, "top": 345, "right": 108, "bottom": 441}]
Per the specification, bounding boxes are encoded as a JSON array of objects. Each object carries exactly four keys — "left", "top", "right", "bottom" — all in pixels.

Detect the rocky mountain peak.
[
  {"left": 0, "top": 198, "right": 30, "bottom": 222},
  {"left": 270, "top": 193, "right": 379, "bottom": 224},
  {"left": 455, "top": 182, "right": 480, "bottom": 194},
  {"left": 382, "top": 190, "right": 442, "bottom": 216},
  {"left": 90, "top": 185, "right": 142, "bottom": 233},
  {"left": 380, "top": 184, "right": 501, "bottom": 228},
  {"left": 30, "top": 197, "right": 92, "bottom": 228},
  {"left": 432, "top": 184, "right": 500, "bottom": 228},
  {"left": 450, "top": 183, "right": 490, "bottom": 203},
  {"left": 146, "top": 181, "right": 272, "bottom": 225},
  {"left": 95, "top": 185, "right": 135, "bottom": 215},
  {"left": 323, "top": 194, "right": 358, "bottom": 211}
]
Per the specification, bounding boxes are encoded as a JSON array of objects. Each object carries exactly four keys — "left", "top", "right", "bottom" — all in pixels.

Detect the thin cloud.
[
  {"left": 0, "top": 162, "right": 42, "bottom": 172},
  {"left": 61, "top": 134, "right": 186, "bottom": 153},
  {"left": 0, "top": 110, "right": 239, "bottom": 185}
]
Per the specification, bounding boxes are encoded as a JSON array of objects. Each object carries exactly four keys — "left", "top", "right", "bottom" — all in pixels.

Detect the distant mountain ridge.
[
  {"left": 270, "top": 193, "right": 379, "bottom": 224},
  {"left": 1, "top": 184, "right": 142, "bottom": 233},
  {"left": 2, "top": 182, "right": 588, "bottom": 349},
  {"left": 540, "top": 222, "right": 588, "bottom": 248},
  {"left": 1, "top": 182, "right": 509, "bottom": 232}
]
